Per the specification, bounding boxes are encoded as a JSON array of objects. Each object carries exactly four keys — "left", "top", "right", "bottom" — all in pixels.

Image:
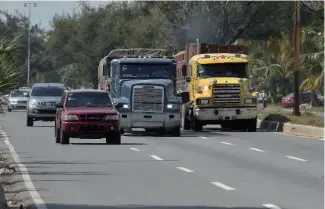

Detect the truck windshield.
[
  {"left": 198, "top": 63, "right": 248, "bottom": 78},
  {"left": 31, "top": 86, "right": 65, "bottom": 97},
  {"left": 66, "top": 92, "right": 113, "bottom": 107},
  {"left": 120, "top": 64, "right": 175, "bottom": 79}
]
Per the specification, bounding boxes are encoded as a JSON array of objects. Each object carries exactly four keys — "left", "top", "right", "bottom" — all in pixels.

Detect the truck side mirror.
[{"left": 182, "top": 65, "right": 187, "bottom": 77}]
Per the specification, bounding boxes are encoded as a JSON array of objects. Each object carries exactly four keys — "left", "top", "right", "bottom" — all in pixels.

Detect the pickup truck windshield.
[
  {"left": 31, "top": 86, "right": 65, "bottom": 97},
  {"left": 198, "top": 63, "right": 248, "bottom": 78},
  {"left": 66, "top": 92, "right": 113, "bottom": 107},
  {"left": 120, "top": 64, "right": 175, "bottom": 79}
]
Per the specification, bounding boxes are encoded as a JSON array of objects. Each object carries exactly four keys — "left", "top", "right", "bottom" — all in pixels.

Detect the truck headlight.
[
  {"left": 203, "top": 85, "right": 209, "bottom": 92},
  {"left": 29, "top": 100, "right": 37, "bottom": 107},
  {"left": 245, "top": 98, "right": 257, "bottom": 104},
  {"left": 64, "top": 114, "right": 79, "bottom": 121},
  {"left": 123, "top": 104, "right": 129, "bottom": 108},
  {"left": 105, "top": 114, "right": 120, "bottom": 121},
  {"left": 167, "top": 104, "right": 178, "bottom": 109},
  {"left": 199, "top": 99, "right": 210, "bottom": 105}
]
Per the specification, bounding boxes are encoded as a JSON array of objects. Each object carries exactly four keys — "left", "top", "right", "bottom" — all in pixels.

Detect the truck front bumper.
[
  {"left": 120, "top": 112, "right": 181, "bottom": 131},
  {"left": 27, "top": 108, "right": 56, "bottom": 121},
  {"left": 194, "top": 107, "right": 257, "bottom": 121}
]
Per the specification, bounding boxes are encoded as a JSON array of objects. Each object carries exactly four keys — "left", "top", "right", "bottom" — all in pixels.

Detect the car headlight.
[
  {"left": 245, "top": 98, "right": 257, "bottom": 104},
  {"left": 167, "top": 104, "right": 178, "bottom": 109},
  {"left": 29, "top": 100, "right": 37, "bottom": 107},
  {"left": 64, "top": 115, "right": 79, "bottom": 121},
  {"left": 9, "top": 99, "right": 17, "bottom": 103},
  {"left": 199, "top": 99, "right": 210, "bottom": 105},
  {"left": 123, "top": 104, "right": 129, "bottom": 108},
  {"left": 104, "top": 114, "right": 120, "bottom": 121}
]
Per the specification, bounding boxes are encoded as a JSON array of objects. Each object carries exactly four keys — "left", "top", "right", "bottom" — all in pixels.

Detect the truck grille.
[
  {"left": 132, "top": 85, "right": 164, "bottom": 113},
  {"left": 213, "top": 84, "right": 241, "bottom": 104},
  {"left": 17, "top": 101, "right": 27, "bottom": 104},
  {"left": 79, "top": 114, "right": 105, "bottom": 121}
]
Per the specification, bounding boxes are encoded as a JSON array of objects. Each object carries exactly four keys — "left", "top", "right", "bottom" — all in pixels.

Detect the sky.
[{"left": 0, "top": 1, "right": 110, "bottom": 31}]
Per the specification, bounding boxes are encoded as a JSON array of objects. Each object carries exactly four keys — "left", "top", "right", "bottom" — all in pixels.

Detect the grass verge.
[{"left": 258, "top": 105, "right": 324, "bottom": 128}]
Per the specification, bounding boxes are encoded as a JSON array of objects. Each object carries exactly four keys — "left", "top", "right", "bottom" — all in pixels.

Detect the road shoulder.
[{"left": 0, "top": 128, "right": 35, "bottom": 209}]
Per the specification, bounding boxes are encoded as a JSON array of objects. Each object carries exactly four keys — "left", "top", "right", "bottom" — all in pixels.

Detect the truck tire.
[
  {"left": 181, "top": 104, "right": 190, "bottom": 130},
  {"left": 247, "top": 117, "right": 257, "bottom": 132},
  {"left": 193, "top": 118, "right": 203, "bottom": 132},
  {"left": 171, "top": 126, "right": 181, "bottom": 137},
  {"left": 7, "top": 107, "right": 11, "bottom": 112},
  {"left": 26, "top": 117, "right": 33, "bottom": 127},
  {"left": 54, "top": 121, "right": 60, "bottom": 143},
  {"left": 60, "top": 129, "right": 70, "bottom": 144}
]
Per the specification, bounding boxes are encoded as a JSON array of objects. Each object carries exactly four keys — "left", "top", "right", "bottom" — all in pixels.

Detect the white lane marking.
[
  {"left": 220, "top": 141, "right": 234, "bottom": 145},
  {"left": 249, "top": 147, "right": 265, "bottom": 152},
  {"left": 262, "top": 204, "right": 282, "bottom": 209},
  {"left": 150, "top": 155, "right": 163, "bottom": 161},
  {"left": 0, "top": 130, "right": 48, "bottom": 209},
  {"left": 285, "top": 156, "right": 307, "bottom": 162},
  {"left": 130, "top": 147, "right": 140, "bottom": 151},
  {"left": 200, "top": 136, "right": 208, "bottom": 139},
  {"left": 211, "top": 182, "right": 235, "bottom": 191},
  {"left": 176, "top": 167, "right": 194, "bottom": 173}
]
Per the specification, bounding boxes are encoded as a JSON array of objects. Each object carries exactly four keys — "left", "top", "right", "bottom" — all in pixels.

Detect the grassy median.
[{"left": 258, "top": 104, "right": 324, "bottom": 128}]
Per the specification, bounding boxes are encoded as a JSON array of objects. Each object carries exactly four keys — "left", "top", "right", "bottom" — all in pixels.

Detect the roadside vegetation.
[{"left": 0, "top": 1, "right": 323, "bottom": 126}]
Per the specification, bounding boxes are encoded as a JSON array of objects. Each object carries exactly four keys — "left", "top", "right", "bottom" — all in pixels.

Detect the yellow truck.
[{"left": 174, "top": 41, "right": 258, "bottom": 132}]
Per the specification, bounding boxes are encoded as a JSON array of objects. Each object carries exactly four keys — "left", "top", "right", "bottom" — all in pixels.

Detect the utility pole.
[
  {"left": 24, "top": 2, "right": 37, "bottom": 87},
  {"left": 293, "top": 0, "right": 301, "bottom": 116}
]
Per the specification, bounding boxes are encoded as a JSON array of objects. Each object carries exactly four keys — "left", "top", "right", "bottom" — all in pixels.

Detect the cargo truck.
[{"left": 175, "top": 41, "right": 258, "bottom": 132}]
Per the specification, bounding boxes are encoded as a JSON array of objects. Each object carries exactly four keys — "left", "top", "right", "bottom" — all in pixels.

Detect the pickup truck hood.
[{"left": 65, "top": 107, "right": 117, "bottom": 114}]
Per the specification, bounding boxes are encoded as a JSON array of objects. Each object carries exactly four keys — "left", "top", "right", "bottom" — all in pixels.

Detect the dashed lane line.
[
  {"left": 149, "top": 155, "right": 164, "bottom": 161},
  {"left": 200, "top": 136, "right": 208, "bottom": 139},
  {"left": 129, "top": 147, "right": 140, "bottom": 151},
  {"left": 176, "top": 167, "right": 194, "bottom": 173},
  {"left": 211, "top": 182, "right": 235, "bottom": 191},
  {"left": 249, "top": 147, "right": 265, "bottom": 152},
  {"left": 285, "top": 156, "right": 307, "bottom": 162},
  {"left": 262, "top": 204, "right": 282, "bottom": 209},
  {"left": 220, "top": 141, "right": 234, "bottom": 146}
]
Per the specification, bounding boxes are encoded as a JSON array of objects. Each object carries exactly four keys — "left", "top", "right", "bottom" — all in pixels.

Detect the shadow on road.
[
  {"left": 27, "top": 204, "right": 271, "bottom": 209},
  {"left": 32, "top": 125, "right": 54, "bottom": 127},
  {"left": 70, "top": 142, "right": 147, "bottom": 146}
]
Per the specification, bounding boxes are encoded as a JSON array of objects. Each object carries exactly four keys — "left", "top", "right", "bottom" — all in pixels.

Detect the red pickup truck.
[{"left": 54, "top": 89, "right": 122, "bottom": 145}]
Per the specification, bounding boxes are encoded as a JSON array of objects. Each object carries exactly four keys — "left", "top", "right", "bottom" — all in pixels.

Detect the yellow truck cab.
[{"left": 175, "top": 42, "right": 258, "bottom": 132}]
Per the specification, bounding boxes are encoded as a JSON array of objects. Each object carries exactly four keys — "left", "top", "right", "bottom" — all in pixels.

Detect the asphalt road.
[{"left": 0, "top": 110, "right": 323, "bottom": 209}]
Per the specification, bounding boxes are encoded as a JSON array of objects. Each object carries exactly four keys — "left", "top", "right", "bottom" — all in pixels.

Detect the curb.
[{"left": 257, "top": 119, "right": 324, "bottom": 139}]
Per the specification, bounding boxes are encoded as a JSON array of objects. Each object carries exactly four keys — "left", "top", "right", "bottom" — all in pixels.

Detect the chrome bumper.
[
  {"left": 120, "top": 112, "right": 181, "bottom": 130},
  {"left": 194, "top": 107, "right": 257, "bottom": 121}
]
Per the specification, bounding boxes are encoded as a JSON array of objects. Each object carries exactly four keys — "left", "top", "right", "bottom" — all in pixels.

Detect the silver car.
[
  {"left": 27, "top": 83, "right": 66, "bottom": 127},
  {"left": 8, "top": 89, "right": 30, "bottom": 112}
]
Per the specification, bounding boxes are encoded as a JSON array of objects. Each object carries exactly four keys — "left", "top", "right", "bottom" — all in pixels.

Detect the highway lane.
[{"left": 0, "top": 110, "right": 323, "bottom": 209}]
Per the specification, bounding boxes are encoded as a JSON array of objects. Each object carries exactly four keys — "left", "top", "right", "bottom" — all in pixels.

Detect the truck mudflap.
[
  {"left": 120, "top": 112, "right": 181, "bottom": 131},
  {"left": 194, "top": 107, "right": 257, "bottom": 121}
]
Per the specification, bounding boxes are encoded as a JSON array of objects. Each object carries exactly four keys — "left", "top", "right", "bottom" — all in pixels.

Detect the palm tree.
[
  {"left": 0, "top": 33, "right": 23, "bottom": 93},
  {"left": 300, "top": 27, "right": 324, "bottom": 93}
]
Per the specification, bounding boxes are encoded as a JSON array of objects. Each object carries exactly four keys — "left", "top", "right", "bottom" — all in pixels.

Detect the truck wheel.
[
  {"left": 7, "top": 107, "right": 11, "bottom": 112},
  {"left": 247, "top": 118, "right": 257, "bottom": 132},
  {"left": 171, "top": 126, "right": 181, "bottom": 137},
  {"left": 26, "top": 117, "right": 33, "bottom": 127},
  {"left": 181, "top": 104, "right": 190, "bottom": 130},
  {"left": 107, "top": 132, "right": 121, "bottom": 144},
  {"left": 60, "top": 129, "right": 70, "bottom": 144},
  {"left": 193, "top": 118, "right": 203, "bottom": 132}
]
